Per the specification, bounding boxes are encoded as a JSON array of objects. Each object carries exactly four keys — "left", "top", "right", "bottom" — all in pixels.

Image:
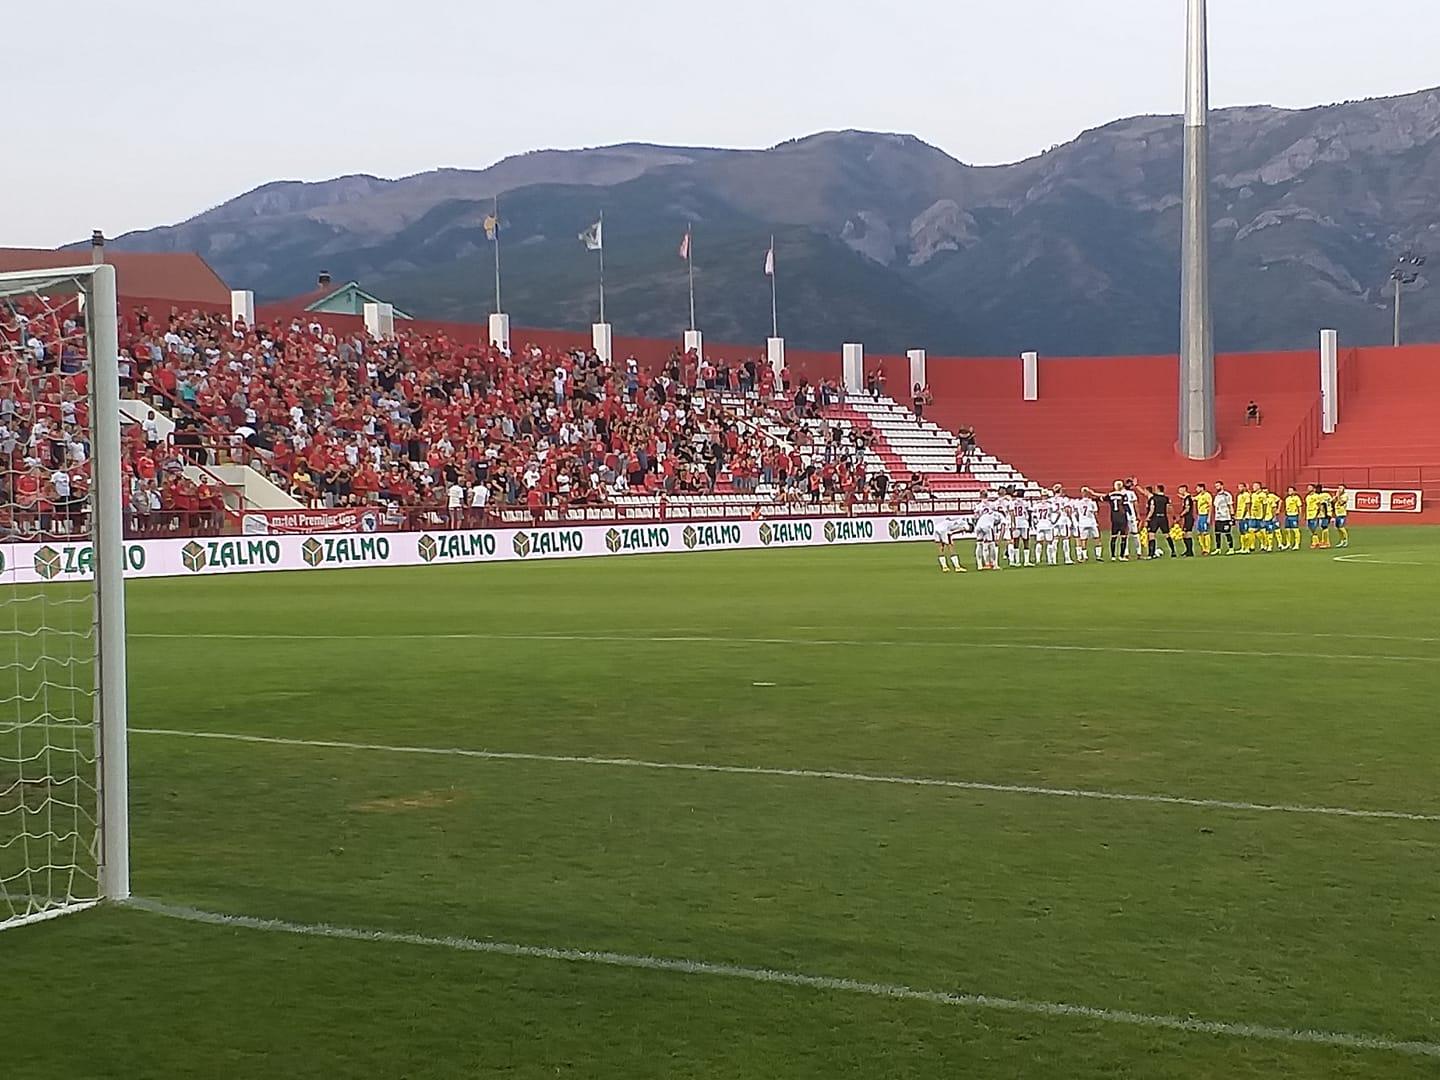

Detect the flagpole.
[
  {"left": 492, "top": 194, "right": 502, "bottom": 314},
  {"left": 598, "top": 210, "right": 606, "bottom": 325},
  {"left": 687, "top": 224, "right": 696, "bottom": 331},
  {"left": 769, "top": 234, "right": 778, "bottom": 338}
]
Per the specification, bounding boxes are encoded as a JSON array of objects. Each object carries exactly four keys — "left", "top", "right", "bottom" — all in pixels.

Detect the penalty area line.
[
  {"left": 126, "top": 727, "right": 1440, "bottom": 824},
  {"left": 125, "top": 898, "right": 1440, "bottom": 1060}
]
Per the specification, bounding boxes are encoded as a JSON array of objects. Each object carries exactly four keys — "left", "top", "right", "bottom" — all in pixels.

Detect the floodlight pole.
[{"left": 1179, "top": 0, "right": 1217, "bottom": 459}]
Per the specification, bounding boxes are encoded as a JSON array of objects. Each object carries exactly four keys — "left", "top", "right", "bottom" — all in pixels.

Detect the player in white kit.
[
  {"left": 1054, "top": 492, "right": 1077, "bottom": 564},
  {"left": 1034, "top": 494, "right": 1058, "bottom": 564},
  {"left": 1074, "top": 491, "right": 1102, "bottom": 561},
  {"left": 974, "top": 497, "right": 1000, "bottom": 570},
  {"left": 934, "top": 514, "right": 969, "bottom": 573},
  {"left": 1123, "top": 481, "right": 1141, "bottom": 558},
  {"left": 1043, "top": 486, "right": 1072, "bottom": 565},
  {"left": 1009, "top": 492, "right": 1033, "bottom": 567}
]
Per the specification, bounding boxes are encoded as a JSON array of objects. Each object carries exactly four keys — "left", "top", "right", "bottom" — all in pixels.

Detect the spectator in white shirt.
[{"left": 446, "top": 481, "right": 465, "bottom": 529}]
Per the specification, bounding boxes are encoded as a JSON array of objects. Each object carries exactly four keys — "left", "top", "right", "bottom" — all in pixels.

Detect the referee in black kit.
[{"left": 1144, "top": 483, "right": 1177, "bottom": 559}]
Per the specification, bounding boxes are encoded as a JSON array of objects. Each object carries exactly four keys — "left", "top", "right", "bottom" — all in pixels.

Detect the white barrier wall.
[
  {"left": 364, "top": 302, "right": 396, "bottom": 340},
  {"left": 767, "top": 337, "right": 785, "bottom": 380},
  {"left": 1320, "top": 329, "right": 1338, "bottom": 434},
  {"left": 683, "top": 329, "right": 703, "bottom": 362},
  {"left": 907, "top": 349, "right": 926, "bottom": 390},
  {"left": 230, "top": 290, "right": 255, "bottom": 326},
  {"left": 592, "top": 322, "right": 613, "bottom": 363},
  {"left": 0, "top": 515, "right": 960, "bottom": 586},
  {"left": 1022, "top": 351, "right": 1039, "bottom": 401},
  {"left": 489, "top": 313, "right": 511, "bottom": 353},
  {"left": 842, "top": 343, "right": 863, "bottom": 392}
]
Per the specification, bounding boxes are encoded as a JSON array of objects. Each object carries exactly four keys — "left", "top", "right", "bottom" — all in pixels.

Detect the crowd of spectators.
[
  {"left": 3, "top": 298, "right": 926, "bottom": 536},
  {"left": 2, "top": 299, "right": 232, "bottom": 538}
]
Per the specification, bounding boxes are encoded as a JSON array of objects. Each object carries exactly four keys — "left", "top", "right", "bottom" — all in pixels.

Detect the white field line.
[
  {"left": 128, "top": 632, "right": 1440, "bottom": 664},
  {"left": 1333, "top": 553, "right": 1432, "bottom": 567},
  {"left": 127, "top": 727, "right": 1440, "bottom": 824},
  {"left": 126, "top": 897, "right": 1440, "bottom": 1060}
]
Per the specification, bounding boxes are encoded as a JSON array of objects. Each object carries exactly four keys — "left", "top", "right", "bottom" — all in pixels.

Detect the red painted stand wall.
[{"left": 142, "top": 298, "right": 1439, "bottom": 517}]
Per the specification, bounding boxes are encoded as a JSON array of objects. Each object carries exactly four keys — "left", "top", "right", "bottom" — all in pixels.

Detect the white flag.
[
  {"left": 579, "top": 219, "right": 603, "bottom": 251},
  {"left": 764, "top": 241, "right": 775, "bottom": 277}
]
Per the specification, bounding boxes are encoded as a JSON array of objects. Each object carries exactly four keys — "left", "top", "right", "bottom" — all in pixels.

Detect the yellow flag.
[{"left": 482, "top": 214, "right": 499, "bottom": 240}]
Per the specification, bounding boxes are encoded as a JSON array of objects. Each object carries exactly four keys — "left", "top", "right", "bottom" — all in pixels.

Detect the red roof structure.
[{"left": 0, "top": 248, "right": 230, "bottom": 305}]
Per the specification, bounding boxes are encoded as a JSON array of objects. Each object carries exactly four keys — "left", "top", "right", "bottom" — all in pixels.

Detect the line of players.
[{"left": 932, "top": 481, "right": 1352, "bottom": 572}]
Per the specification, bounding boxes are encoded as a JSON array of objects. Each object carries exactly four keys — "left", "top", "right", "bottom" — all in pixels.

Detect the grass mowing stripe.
[
  {"left": 887, "top": 624, "right": 1440, "bottom": 644},
  {"left": 129, "top": 632, "right": 1439, "bottom": 663},
  {"left": 128, "top": 727, "right": 1440, "bottom": 823},
  {"left": 126, "top": 897, "right": 1440, "bottom": 1061}
]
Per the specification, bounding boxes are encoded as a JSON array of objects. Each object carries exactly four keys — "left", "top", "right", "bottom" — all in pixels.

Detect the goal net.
[{"left": 0, "top": 264, "right": 129, "bottom": 930}]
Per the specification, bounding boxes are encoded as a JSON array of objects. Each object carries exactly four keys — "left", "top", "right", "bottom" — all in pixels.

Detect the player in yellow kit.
[
  {"left": 1252, "top": 486, "right": 1269, "bottom": 552},
  {"left": 1305, "top": 486, "right": 1323, "bottom": 548},
  {"left": 1283, "top": 487, "right": 1304, "bottom": 551},
  {"left": 1262, "top": 487, "right": 1281, "bottom": 552},
  {"left": 1332, "top": 485, "right": 1351, "bottom": 547},
  {"left": 1235, "top": 485, "right": 1253, "bottom": 553},
  {"left": 1194, "top": 484, "right": 1214, "bottom": 554},
  {"left": 1316, "top": 488, "right": 1334, "bottom": 548}
]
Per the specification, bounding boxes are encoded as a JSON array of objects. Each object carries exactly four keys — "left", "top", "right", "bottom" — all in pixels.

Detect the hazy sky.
[{"left": 11, "top": 0, "right": 1440, "bottom": 247}]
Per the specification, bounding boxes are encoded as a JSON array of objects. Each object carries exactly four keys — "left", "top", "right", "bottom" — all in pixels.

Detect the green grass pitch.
[{"left": 7, "top": 527, "right": 1440, "bottom": 1078}]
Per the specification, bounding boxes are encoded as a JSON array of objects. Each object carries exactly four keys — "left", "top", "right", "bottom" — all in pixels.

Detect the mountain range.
[{"left": 91, "top": 86, "right": 1440, "bottom": 355}]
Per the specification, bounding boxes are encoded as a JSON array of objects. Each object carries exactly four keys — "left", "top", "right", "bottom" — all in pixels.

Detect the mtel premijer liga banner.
[
  {"left": 0, "top": 515, "right": 953, "bottom": 585},
  {"left": 1349, "top": 489, "right": 1423, "bottom": 513}
]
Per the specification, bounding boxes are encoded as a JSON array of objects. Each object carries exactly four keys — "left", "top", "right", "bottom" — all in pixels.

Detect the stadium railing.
[
  {"left": 1, "top": 498, "right": 979, "bottom": 543},
  {"left": 2, "top": 510, "right": 233, "bottom": 543},
  {"left": 1264, "top": 348, "right": 1357, "bottom": 493},
  {"left": 396, "top": 497, "right": 976, "bottom": 533},
  {"left": 1306, "top": 465, "right": 1437, "bottom": 490}
]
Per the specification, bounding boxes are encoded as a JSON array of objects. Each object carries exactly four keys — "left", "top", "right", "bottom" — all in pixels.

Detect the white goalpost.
[{"left": 0, "top": 263, "right": 129, "bottom": 930}]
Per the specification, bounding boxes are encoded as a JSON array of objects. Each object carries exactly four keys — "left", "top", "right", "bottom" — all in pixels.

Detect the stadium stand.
[
  {"left": 5, "top": 297, "right": 1032, "bottom": 539},
  {"left": 8, "top": 249, "right": 1439, "bottom": 534},
  {"left": 1302, "top": 345, "right": 1440, "bottom": 510}
]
